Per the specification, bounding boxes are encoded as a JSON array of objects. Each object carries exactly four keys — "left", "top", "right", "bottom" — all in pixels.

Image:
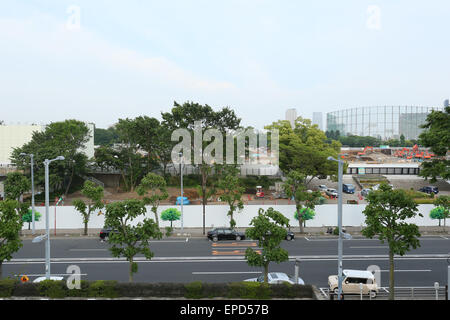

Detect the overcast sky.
[{"left": 1, "top": 1, "right": 449, "bottom": 129}]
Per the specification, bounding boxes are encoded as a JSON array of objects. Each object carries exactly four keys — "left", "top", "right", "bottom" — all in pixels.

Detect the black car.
[
  {"left": 207, "top": 228, "right": 246, "bottom": 241},
  {"left": 419, "top": 186, "right": 439, "bottom": 194},
  {"left": 99, "top": 227, "right": 119, "bottom": 240},
  {"left": 285, "top": 230, "right": 294, "bottom": 241}
]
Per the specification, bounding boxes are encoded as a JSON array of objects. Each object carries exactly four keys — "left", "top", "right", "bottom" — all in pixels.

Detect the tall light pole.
[
  {"left": 327, "top": 155, "right": 344, "bottom": 300},
  {"left": 179, "top": 152, "right": 184, "bottom": 233},
  {"left": 20, "top": 153, "right": 35, "bottom": 234},
  {"left": 43, "top": 156, "right": 64, "bottom": 279}
]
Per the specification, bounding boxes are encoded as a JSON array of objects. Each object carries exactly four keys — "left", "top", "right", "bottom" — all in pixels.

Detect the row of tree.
[{"left": 325, "top": 130, "right": 419, "bottom": 147}]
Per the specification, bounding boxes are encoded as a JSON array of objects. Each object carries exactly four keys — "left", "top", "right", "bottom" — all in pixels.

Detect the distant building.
[
  {"left": 312, "top": 112, "right": 323, "bottom": 130},
  {"left": 326, "top": 106, "right": 441, "bottom": 140},
  {"left": 0, "top": 122, "right": 95, "bottom": 165},
  {"left": 444, "top": 99, "right": 449, "bottom": 107},
  {"left": 285, "top": 108, "right": 297, "bottom": 128}
]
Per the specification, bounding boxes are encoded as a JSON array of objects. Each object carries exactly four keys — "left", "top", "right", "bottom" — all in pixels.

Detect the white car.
[
  {"left": 326, "top": 188, "right": 339, "bottom": 197},
  {"left": 318, "top": 185, "right": 328, "bottom": 192},
  {"left": 245, "top": 272, "right": 305, "bottom": 285},
  {"left": 33, "top": 276, "right": 64, "bottom": 283},
  {"left": 328, "top": 269, "right": 378, "bottom": 298}
]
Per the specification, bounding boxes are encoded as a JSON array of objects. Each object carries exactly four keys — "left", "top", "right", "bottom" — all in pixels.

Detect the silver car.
[
  {"left": 326, "top": 188, "right": 339, "bottom": 197},
  {"left": 361, "top": 188, "right": 372, "bottom": 197},
  {"left": 245, "top": 272, "right": 305, "bottom": 285},
  {"left": 318, "top": 185, "right": 328, "bottom": 192}
]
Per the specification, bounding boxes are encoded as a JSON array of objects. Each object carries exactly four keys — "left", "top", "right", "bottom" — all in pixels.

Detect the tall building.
[
  {"left": 326, "top": 106, "right": 441, "bottom": 140},
  {"left": 285, "top": 108, "right": 297, "bottom": 128},
  {"left": 444, "top": 99, "right": 449, "bottom": 107},
  {"left": 312, "top": 112, "right": 323, "bottom": 130}
]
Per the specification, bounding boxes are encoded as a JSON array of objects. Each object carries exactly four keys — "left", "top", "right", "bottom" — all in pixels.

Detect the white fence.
[{"left": 26, "top": 204, "right": 438, "bottom": 230}]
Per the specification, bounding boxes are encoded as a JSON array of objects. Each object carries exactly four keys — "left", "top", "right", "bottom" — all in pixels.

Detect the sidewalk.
[{"left": 20, "top": 226, "right": 449, "bottom": 239}]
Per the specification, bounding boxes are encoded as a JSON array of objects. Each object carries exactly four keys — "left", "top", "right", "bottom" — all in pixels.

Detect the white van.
[{"left": 328, "top": 269, "right": 378, "bottom": 298}]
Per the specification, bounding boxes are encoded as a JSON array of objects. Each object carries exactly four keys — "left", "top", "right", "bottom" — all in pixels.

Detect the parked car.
[
  {"left": 343, "top": 184, "right": 356, "bottom": 194},
  {"left": 245, "top": 272, "right": 305, "bottom": 285},
  {"left": 361, "top": 189, "right": 372, "bottom": 197},
  {"left": 207, "top": 228, "right": 246, "bottom": 241},
  {"left": 328, "top": 269, "right": 378, "bottom": 298},
  {"left": 326, "top": 188, "right": 339, "bottom": 198},
  {"left": 99, "top": 227, "right": 119, "bottom": 241},
  {"left": 318, "top": 185, "right": 328, "bottom": 192},
  {"left": 285, "top": 230, "right": 295, "bottom": 241},
  {"left": 419, "top": 186, "right": 439, "bottom": 194}
]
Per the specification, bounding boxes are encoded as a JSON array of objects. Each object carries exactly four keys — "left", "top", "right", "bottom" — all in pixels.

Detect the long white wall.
[{"left": 27, "top": 204, "right": 439, "bottom": 230}]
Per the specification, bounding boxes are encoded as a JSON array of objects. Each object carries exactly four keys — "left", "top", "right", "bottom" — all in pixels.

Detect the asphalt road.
[{"left": 3, "top": 235, "right": 450, "bottom": 289}]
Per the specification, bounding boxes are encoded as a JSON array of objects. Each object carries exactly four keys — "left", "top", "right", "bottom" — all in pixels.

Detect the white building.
[
  {"left": 285, "top": 108, "right": 297, "bottom": 128},
  {"left": 312, "top": 112, "right": 323, "bottom": 130},
  {"left": 0, "top": 122, "right": 95, "bottom": 165}
]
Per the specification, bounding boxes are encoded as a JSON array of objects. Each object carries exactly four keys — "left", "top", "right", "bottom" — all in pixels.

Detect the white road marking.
[
  {"left": 349, "top": 246, "right": 389, "bottom": 249},
  {"left": 379, "top": 270, "right": 431, "bottom": 272},
  {"left": 69, "top": 249, "right": 107, "bottom": 251}
]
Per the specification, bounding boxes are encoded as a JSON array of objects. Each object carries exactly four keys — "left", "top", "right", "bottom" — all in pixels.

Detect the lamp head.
[
  {"left": 55, "top": 156, "right": 65, "bottom": 161},
  {"left": 327, "top": 156, "right": 335, "bottom": 161}
]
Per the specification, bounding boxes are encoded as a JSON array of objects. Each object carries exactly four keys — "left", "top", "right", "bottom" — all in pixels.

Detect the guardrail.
[{"left": 320, "top": 286, "right": 448, "bottom": 300}]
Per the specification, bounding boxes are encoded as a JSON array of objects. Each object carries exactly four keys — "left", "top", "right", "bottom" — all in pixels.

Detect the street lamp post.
[
  {"left": 327, "top": 156, "right": 344, "bottom": 300},
  {"left": 42, "top": 156, "right": 64, "bottom": 279},
  {"left": 20, "top": 153, "right": 35, "bottom": 234},
  {"left": 179, "top": 152, "right": 184, "bottom": 233}
]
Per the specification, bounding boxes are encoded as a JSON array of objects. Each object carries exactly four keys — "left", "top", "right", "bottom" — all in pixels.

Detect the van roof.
[{"left": 343, "top": 269, "right": 374, "bottom": 279}]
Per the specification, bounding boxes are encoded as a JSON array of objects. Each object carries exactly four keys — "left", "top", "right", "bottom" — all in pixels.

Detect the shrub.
[
  {"left": 184, "top": 281, "right": 203, "bottom": 299},
  {"left": 88, "top": 280, "right": 118, "bottom": 298},
  {"left": 227, "top": 282, "right": 271, "bottom": 299},
  {"left": 0, "top": 279, "right": 17, "bottom": 297},
  {"left": 66, "top": 280, "right": 90, "bottom": 297},
  {"left": 38, "top": 280, "right": 67, "bottom": 298}
]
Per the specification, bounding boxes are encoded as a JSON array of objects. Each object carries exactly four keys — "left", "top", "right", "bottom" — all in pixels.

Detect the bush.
[
  {"left": 184, "top": 281, "right": 203, "bottom": 299},
  {"left": 88, "top": 280, "right": 118, "bottom": 298},
  {"left": 0, "top": 279, "right": 17, "bottom": 297},
  {"left": 227, "top": 282, "right": 271, "bottom": 299},
  {"left": 38, "top": 280, "right": 67, "bottom": 298},
  {"left": 66, "top": 280, "right": 90, "bottom": 297}
]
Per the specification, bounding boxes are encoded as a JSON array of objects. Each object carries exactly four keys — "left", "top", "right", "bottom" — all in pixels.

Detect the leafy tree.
[
  {"left": 4, "top": 172, "right": 31, "bottom": 202},
  {"left": 216, "top": 166, "right": 244, "bottom": 228},
  {"left": 104, "top": 199, "right": 162, "bottom": 282},
  {"left": 136, "top": 173, "right": 169, "bottom": 228},
  {"left": 283, "top": 170, "right": 321, "bottom": 233},
  {"left": 161, "top": 101, "right": 241, "bottom": 235},
  {"left": 265, "top": 118, "right": 340, "bottom": 187},
  {"left": 245, "top": 207, "right": 290, "bottom": 283},
  {"left": 362, "top": 183, "right": 421, "bottom": 300},
  {"left": 419, "top": 106, "right": 450, "bottom": 182},
  {"left": 11, "top": 120, "right": 90, "bottom": 196},
  {"left": 73, "top": 180, "right": 105, "bottom": 235},
  {"left": 94, "top": 126, "right": 119, "bottom": 146},
  {"left": 430, "top": 195, "right": 449, "bottom": 227},
  {"left": 22, "top": 209, "right": 42, "bottom": 230},
  {"left": 294, "top": 207, "right": 315, "bottom": 227},
  {"left": 160, "top": 208, "right": 181, "bottom": 228},
  {"left": 0, "top": 200, "right": 24, "bottom": 279}
]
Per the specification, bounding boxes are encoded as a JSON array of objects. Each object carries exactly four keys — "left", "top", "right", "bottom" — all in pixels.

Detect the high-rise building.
[
  {"left": 444, "top": 99, "right": 449, "bottom": 107},
  {"left": 312, "top": 112, "right": 323, "bottom": 130},
  {"left": 285, "top": 108, "right": 297, "bottom": 128}
]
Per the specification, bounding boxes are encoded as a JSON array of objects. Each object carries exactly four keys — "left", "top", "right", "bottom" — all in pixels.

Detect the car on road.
[
  {"left": 361, "top": 188, "right": 372, "bottom": 197},
  {"left": 343, "top": 184, "right": 356, "bottom": 194},
  {"left": 326, "top": 188, "right": 339, "bottom": 198},
  {"left": 245, "top": 272, "right": 305, "bottom": 285},
  {"left": 328, "top": 269, "right": 378, "bottom": 298},
  {"left": 33, "top": 276, "right": 64, "bottom": 283},
  {"left": 207, "top": 228, "right": 246, "bottom": 241},
  {"left": 99, "top": 227, "right": 119, "bottom": 241},
  {"left": 317, "top": 185, "right": 328, "bottom": 192},
  {"left": 419, "top": 186, "right": 439, "bottom": 194}
]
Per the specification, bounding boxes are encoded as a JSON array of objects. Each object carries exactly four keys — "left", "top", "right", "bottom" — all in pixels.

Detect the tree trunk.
[
  {"left": 129, "top": 259, "right": 134, "bottom": 283},
  {"left": 84, "top": 221, "right": 88, "bottom": 236},
  {"left": 264, "top": 263, "right": 269, "bottom": 283},
  {"left": 0, "top": 262, "right": 3, "bottom": 280},
  {"left": 153, "top": 207, "right": 159, "bottom": 228},
  {"left": 389, "top": 249, "right": 395, "bottom": 300}
]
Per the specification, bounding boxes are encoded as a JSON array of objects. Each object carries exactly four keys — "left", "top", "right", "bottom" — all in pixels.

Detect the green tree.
[
  {"left": 136, "top": 173, "right": 169, "bottom": 228},
  {"left": 362, "top": 183, "right": 421, "bottom": 300},
  {"left": 294, "top": 207, "right": 316, "bottom": 227},
  {"left": 161, "top": 101, "right": 241, "bottom": 235},
  {"left": 4, "top": 172, "right": 31, "bottom": 202},
  {"left": 22, "top": 209, "right": 42, "bottom": 230},
  {"left": 160, "top": 208, "right": 181, "bottom": 228},
  {"left": 430, "top": 195, "right": 449, "bottom": 227},
  {"left": 0, "top": 200, "right": 24, "bottom": 279},
  {"left": 216, "top": 166, "right": 244, "bottom": 228},
  {"left": 104, "top": 199, "right": 162, "bottom": 282},
  {"left": 419, "top": 106, "right": 450, "bottom": 182},
  {"left": 11, "top": 120, "right": 90, "bottom": 196},
  {"left": 283, "top": 170, "right": 321, "bottom": 233},
  {"left": 244, "top": 207, "right": 290, "bottom": 283},
  {"left": 94, "top": 126, "right": 119, "bottom": 146},
  {"left": 73, "top": 180, "right": 105, "bottom": 235}
]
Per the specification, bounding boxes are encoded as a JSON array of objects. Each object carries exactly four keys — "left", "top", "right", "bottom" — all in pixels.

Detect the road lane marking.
[
  {"left": 69, "top": 249, "right": 107, "bottom": 251},
  {"left": 379, "top": 270, "right": 431, "bottom": 272},
  {"left": 349, "top": 246, "right": 389, "bottom": 249},
  {"left": 212, "top": 242, "right": 257, "bottom": 247}
]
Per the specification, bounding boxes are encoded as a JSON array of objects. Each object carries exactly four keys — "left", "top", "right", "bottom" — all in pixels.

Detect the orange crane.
[{"left": 358, "top": 146, "right": 374, "bottom": 156}]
